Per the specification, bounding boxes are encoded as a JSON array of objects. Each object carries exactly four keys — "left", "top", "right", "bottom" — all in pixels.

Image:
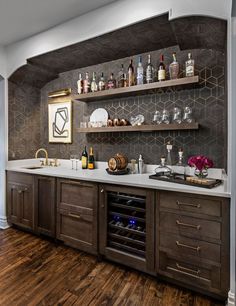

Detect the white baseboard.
[
  {"left": 0, "top": 216, "right": 10, "bottom": 229},
  {"left": 228, "top": 291, "right": 235, "bottom": 306}
]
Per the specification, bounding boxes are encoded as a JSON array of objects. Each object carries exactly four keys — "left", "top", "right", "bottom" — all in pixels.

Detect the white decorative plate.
[{"left": 90, "top": 108, "right": 109, "bottom": 125}]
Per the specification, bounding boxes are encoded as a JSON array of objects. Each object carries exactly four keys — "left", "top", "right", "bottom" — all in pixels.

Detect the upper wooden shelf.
[
  {"left": 77, "top": 123, "right": 199, "bottom": 133},
  {"left": 72, "top": 76, "right": 199, "bottom": 103}
]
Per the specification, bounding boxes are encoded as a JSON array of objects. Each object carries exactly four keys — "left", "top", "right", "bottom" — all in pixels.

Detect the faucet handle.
[{"left": 40, "top": 159, "right": 45, "bottom": 166}]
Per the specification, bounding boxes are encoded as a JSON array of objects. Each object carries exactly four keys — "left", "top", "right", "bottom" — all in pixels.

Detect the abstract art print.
[{"left": 48, "top": 100, "right": 72, "bottom": 143}]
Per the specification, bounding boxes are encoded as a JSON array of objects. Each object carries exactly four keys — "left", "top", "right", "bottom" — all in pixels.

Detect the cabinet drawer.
[
  {"left": 158, "top": 251, "right": 221, "bottom": 292},
  {"left": 159, "top": 192, "right": 221, "bottom": 217},
  {"left": 57, "top": 179, "right": 97, "bottom": 210},
  {"left": 159, "top": 232, "right": 220, "bottom": 263},
  {"left": 160, "top": 212, "right": 221, "bottom": 242},
  {"left": 7, "top": 171, "right": 33, "bottom": 185}
]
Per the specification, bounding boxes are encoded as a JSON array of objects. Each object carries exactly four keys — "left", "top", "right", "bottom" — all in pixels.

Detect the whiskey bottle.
[
  {"left": 83, "top": 72, "right": 91, "bottom": 93},
  {"left": 146, "top": 54, "right": 154, "bottom": 84},
  {"left": 107, "top": 73, "right": 116, "bottom": 89},
  {"left": 158, "top": 55, "right": 166, "bottom": 81},
  {"left": 118, "top": 64, "right": 126, "bottom": 88},
  {"left": 81, "top": 146, "right": 88, "bottom": 169},
  {"left": 169, "top": 52, "right": 179, "bottom": 80},
  {"left": 88, "top": 147, "right": 95, "bottom": 170},
  {"left": 91, "top": 72, "right": 98, "bottom": 92},
  {"left": 98, "top": 72, "right": 106, "bottom": 91},
  {"left": 77, "top": 73, "right": 83, "bottom": 94},
  {"left": 136, "top": 56, "right": 144, "bottom": 85},
  {"left": 185, "top": 53, "right": 194, "bottom": 77},
  {"left": 128, "top": 59, "right": 135, "bottom": 86}
]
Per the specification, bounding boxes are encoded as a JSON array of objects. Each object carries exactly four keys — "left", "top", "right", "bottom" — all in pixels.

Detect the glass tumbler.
[
  {"left": 183, "top": 106, "right": 193, "bottom": 123},
  {"left": 173, "top": 107, "right": 182, "bottom": 124},
  {"left": 162, "top": 109, "right": 170, "bottom": 124}
]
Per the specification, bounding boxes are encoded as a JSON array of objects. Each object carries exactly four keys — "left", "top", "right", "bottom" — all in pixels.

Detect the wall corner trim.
[
  {"left": 0, "top": 215, "right": 10, "bottom": 229},
  {"left": 228, "top": 290, "right": 235, "bottom": 306}
]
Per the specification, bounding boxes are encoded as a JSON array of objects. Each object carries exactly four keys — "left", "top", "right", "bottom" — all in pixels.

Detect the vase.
[{"left": 194, "top": 168, "right": 208, "bottom": 178}]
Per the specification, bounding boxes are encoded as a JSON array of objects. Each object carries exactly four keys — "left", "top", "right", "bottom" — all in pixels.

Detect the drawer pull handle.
[
  {"left": 176, "top": 263, "right": 201, "bottom": 275},
  {"left": 176, "top": 220, "right": 201, "bottom": 230},
  {"left": 18, "top": 190, "right": 22, "bottom": 194},
  {"left": 101, "top": 189, "right": 104, "bottom": 193},
  {"left": 176, "top": 240, "right": 201, "bottom": 252},
  {"left": 176, "top": 200, "right": 201, "bottom": 209},
  {"left": 68, "top": 213, "right": 81, "bottom": 219}
]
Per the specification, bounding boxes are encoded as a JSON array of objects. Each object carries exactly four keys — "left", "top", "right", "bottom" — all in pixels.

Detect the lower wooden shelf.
[{"left": 77, "top": 123, "right": 199, "bottom": 133}]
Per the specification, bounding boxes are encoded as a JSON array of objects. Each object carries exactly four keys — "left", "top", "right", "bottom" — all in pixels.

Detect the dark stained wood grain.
[{"left": 0, "top": 228, "right": 224, "bottom": 306}]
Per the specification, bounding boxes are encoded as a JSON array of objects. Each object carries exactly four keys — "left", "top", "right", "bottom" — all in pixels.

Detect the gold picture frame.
[{"left": 48, "top": 99, "right": 72, "bottom": 144}]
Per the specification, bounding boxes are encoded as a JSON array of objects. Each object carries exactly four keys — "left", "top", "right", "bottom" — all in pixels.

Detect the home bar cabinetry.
[{"left": 6, "top": 171, "right": 230, "bottom": 300}]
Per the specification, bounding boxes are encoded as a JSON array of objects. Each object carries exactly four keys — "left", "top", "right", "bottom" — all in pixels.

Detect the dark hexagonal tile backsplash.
[{"left": 9, "top": 46, "right": 227, "bottom": 169}]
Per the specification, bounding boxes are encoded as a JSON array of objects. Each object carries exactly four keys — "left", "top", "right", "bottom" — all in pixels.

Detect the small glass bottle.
[
  {"left": 107, "top": 73, "right": 116, "bottom": 89},
  {"left": 158, "top": 54, "right": 166, "bottom": 81},
  {"left": 169, "top": 52, "right": 179, "bottom": 80},
  {"left": 91, "top": 72, "right": 98, "bottom": 92},
  {"left": 128, "top": 59, "right": 135, "bottom": 86},
  {"left": 77, "top": 73, "right": 83, "bottom": 94},
  {"left": 173, "top": 107, "right": 182, "bottom": 124},
  {"left": 166, "top": 142, "right": 173, "bottom": 166},
  {"left": 83, "top": 72, "right": 91, "bottom": 94},
  {"left": 152, "top": 110, "right": 162, "bottom": 124},
  {"left": 146, "top": 54, "right": 154, "bottom": 84},
  {"left": 155, "top": 157, "right": 172, "bottom": 176},
  {"left": 176, "top": 148, "right": 184, "bottom": 166},
  {"left": 162, "top": 109, "right": 170, "bottom": 124},
  {"left": 118, "top": 64, "right": 126, "bottom": 88},
  {"left": 136, "top": 56, "right": 144, "bottom": 85},
  {"left": 185, "top": 53, "right": 195, "bottom": 77},
  {"left": 98, "top": 72, "right": 106, "bottom": 91}
]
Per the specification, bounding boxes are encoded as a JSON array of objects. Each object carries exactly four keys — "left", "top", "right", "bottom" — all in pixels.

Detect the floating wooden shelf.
[
  {"left": 72, "top": 76, "right": 199, "bottom": 102},
  {"left": 77, "top": 123, "right": 199, "bottom": 133}
]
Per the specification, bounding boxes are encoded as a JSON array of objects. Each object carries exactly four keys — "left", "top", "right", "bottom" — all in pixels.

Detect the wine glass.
[{"left": 74, "top": 154, "right": 79, "bottom": 171}]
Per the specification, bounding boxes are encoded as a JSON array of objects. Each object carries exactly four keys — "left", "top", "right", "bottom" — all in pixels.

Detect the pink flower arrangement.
[{"left": 188, "top": 155, "right": 213, "bottom": 171}]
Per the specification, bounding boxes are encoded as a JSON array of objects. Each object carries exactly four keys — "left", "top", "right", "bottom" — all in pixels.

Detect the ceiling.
[{"left": 0, "top": 0, "right": 117, "bottom": 46}]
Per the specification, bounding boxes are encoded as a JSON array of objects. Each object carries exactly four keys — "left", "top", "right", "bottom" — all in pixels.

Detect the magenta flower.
[{"left": 188, "top": 155, "right": 213, "bottom": 171}]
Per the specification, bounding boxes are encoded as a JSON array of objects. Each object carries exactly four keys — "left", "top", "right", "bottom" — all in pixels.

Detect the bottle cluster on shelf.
[
  {"left": 77, "top": 52, "right": 195, "bottom": 94},
  {"left": 152, "top": 106, "right": 193, "bottom": 125}
]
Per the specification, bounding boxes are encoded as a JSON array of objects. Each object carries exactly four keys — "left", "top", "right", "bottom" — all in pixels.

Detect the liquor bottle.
[
  {"left": 118, "top": 64, "right": 126, "bottom": 88},
  {"left": 185, "top": 53, "right": 195, "bottom": 77},
  {"left": 88, "top": 147, "right": 95, "bottom": 170},
  {"left": 77, "top": 73, "right": 83, "bottom": 94},
  {"left": 81, "top": 146, "right": 88, "bottom": 169},
  {"left": 107, "top": 73, "right": 116, "bottom": 89},
  {"left": 91, "top": 72, "right": 98, "bottom": 92},
  {"left": 169, "top": 52, "right": 179, "bottom": 80},
  {"left": 98, "top": 72, "right": 106, "bottom": 91},
  {"left": 158, "top": 55, "right": 166, "bottom": 81},
  {"left": 146, "top": 54, "right": 154, "bottom": 84},
  {"left": 136, "top": 56, "right": 144, "bottom": 85},
  {"left": 83, "top": 72, "right": 91, "bottom": 93},
  {"left": 127, "top": 59, "right": 135, "bottom": 86}
]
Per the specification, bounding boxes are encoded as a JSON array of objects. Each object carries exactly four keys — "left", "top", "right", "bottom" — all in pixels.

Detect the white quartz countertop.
[{"left": 6, "top": 159, "right": 230, "bottom": 198}]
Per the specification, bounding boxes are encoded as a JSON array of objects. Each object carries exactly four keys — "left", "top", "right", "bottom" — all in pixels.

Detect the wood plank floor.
[{"left": 0, "top": 228, "right": 223, "bottom": 306}]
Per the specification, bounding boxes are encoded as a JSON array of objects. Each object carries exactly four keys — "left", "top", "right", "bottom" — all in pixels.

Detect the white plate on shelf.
[{"left": 90, "top": 108, "right": 109, "bottom": 125}]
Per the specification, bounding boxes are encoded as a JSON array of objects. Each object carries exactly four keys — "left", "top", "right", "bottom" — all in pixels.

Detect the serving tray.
[
  {"left": 149, "top": 173, "right": 222, "bottom": 189},
  {"left": 106, "top": 168, "right": 130, "bottom": 175}
]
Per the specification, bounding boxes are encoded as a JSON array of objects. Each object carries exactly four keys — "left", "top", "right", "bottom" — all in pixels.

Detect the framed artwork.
[{"left": 48, "top": 100, "right": 72, "bottom": 143}]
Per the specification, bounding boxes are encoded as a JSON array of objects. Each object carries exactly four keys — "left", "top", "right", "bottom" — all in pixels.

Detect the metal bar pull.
[
  {"left": 176, "top": 240, "right": 201, "bottom": 252},
  {"left": 176, "top": 263, "right": 201, "bottom": 275},
  {"left": 176, "top": 220, "right": 201, "bottom": 230},
  {"left": 68, "top": 213, "right": 81, "bottom": 219},
  {"left": 176, "top": 200, "right": 201, "bottom": 209}
]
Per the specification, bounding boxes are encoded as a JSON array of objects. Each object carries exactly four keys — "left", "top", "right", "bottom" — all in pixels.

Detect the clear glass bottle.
[
  {"left": 185, "top": 53, "right": 195, "bottom": 77},
  {"left": 169, "top": 52, "right": 179, "bottom": 80},
  {"left": 136, "top": 56, "right": 144, "bottom": 85},
  {"left": 183, "top": 106, "right": 193, "bottom": 123},
  {"left": 83, "top": 72, "right": 91, "bottom": 94},
  {"left": 155, "top": 157, "right": 172, "bottom": 176},
  {"left": 173, "top": 107, "right": 182, "bottom": 124},
  {"left": 176, "top": 148, "right": 184, "bottom": 166},
  {"left": 91, "top": 72, "right": 98, "bottom": 92},
  {"left": 152, "top": 110, "right": 162, "bottom": 124},
  {"left": 146, "top": 54, "right": 154, "bottom": 84},
  {"left": 166, "top": 142, "right": 173, "bottom": 166},
  {"left": 98, "top": 72, "right": 106, "bottom": 91},
  {"left": 158, "top": 54, "right": 166, "bottom": 82},
  {"left": 77, "top": 73, "right": 83, "bottom": 94},
  {"left": 107, "top": 73, "right": 116, "bottom": 89},
  {"left": 128, "top": 59, "right": 135, "bottom": 86},
  {"left": 161, "top": 109, "right": 170, "bottom": 124}
]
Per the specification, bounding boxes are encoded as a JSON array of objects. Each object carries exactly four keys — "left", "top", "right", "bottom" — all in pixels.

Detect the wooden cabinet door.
[
  {"left": 34, "top": 176, "right": 56, "bottom": 237},
  {"left": 99, "top": 184, "right": 155, "bottom": 274},
  {"left": 19, "top": 183, "right": 33, "bottom": 230},
  {"left": 56, "top": 179, "right": 98, "bottom": 255},
  {"left": 7, "top": 183, "right": 21, "bottom": 224}
]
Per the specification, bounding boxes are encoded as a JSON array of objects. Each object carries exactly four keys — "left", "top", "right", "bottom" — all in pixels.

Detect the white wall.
[
  {"left": 5, "top": 0, "right": 232, "bottom": 77},
  {"left": 0, "top": 46, "right": 6, "bottom": 77}
]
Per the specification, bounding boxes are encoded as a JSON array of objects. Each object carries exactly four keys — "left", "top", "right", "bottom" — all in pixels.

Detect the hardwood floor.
[{"left": 0, "top": 228, "right": 223, "bottom": 306}]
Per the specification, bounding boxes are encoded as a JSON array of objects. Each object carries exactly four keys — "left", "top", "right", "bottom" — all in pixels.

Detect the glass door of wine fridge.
[{"left": 99, "top": 184, "right": 155, "bottom": 273}]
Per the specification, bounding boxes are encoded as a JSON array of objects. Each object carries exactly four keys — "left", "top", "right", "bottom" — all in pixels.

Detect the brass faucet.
[{"left": 35, "top": 148, "right": 49, "bottom": 166}]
